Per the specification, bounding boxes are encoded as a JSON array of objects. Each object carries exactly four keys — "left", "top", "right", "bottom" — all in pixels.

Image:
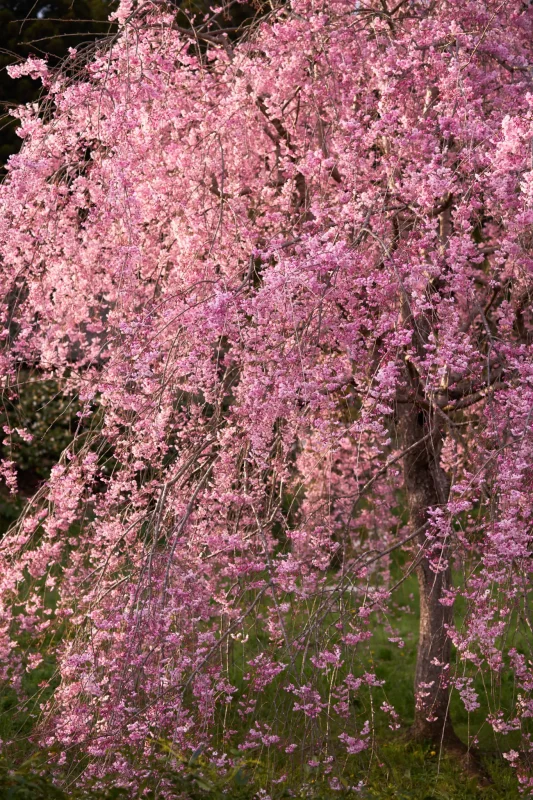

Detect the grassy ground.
[
  {"left": 0, "top": 539, "right": 525, "bottom": 798},
  {"left": 0, "top": 381, "right": 526, "bottom": 796}
]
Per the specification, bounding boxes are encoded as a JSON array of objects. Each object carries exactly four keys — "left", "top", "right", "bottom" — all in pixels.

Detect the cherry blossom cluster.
[{"left": 1, "top": 0, "right": 533, "bottom": 792}]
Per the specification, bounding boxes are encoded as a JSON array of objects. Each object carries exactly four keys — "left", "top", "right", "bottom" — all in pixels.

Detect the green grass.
[
  {"left": 0, "top": 551, "right": 526, "bottom": 798},
  {"left": 0, "top": 740, "right": 521, "bottom": 800}
]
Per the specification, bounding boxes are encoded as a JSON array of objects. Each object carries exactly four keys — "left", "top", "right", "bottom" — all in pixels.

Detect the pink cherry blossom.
[{"left": 1, "top": 0, "right": 533, "bottom": 792}]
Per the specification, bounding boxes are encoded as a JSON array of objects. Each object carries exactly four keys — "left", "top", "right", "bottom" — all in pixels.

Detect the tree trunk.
[{"left": 398, "top": 403, "right": 456, "bottom": 744}]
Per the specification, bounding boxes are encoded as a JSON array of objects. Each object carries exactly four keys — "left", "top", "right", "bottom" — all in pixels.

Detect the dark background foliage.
[{"left": 0, "top": 0, "right": 117, "bottom": 172}]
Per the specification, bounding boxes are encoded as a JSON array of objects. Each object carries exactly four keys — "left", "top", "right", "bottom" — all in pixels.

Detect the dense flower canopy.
[{"left": 1, "top": 0, "right": 533, "bottom": 792}]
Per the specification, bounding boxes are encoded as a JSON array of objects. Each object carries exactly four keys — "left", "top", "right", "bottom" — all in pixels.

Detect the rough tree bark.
[
  {"left": 393, "top": 191, "right": 467, "bottom": 746},
  {"left": 398, "top": 403, "right": 456, "bottom": 744}
]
